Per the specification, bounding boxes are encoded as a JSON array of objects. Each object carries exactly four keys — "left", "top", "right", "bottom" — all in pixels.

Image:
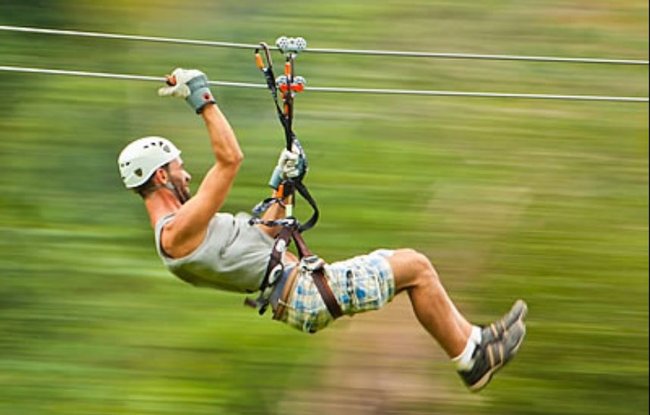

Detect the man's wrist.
[
  {"left": 271, "top": 186, "right": 292, "bottom": 205},
  {"left": 186, "top": 75, "right": 216, "bottom": 113},
  {"left": 272, "top": 189, "right": 286, "bottom": 200},
  {"left": 187, "top": 89, "right": 216, "bottom": 113},
  {"left": 199, "top": 103, "right": 217, "bottom": 116}
]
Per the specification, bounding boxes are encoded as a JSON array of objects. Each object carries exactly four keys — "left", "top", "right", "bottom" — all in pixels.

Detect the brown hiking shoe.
[
  {"left": 481, "top": 299, "right": 528, "bottom": 344},
  {"left": 458, "top": 319, "right": 526, "bottom": 392}
]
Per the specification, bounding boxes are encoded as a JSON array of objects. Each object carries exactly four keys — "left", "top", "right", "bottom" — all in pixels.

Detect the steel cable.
[
  {"left": 0, "top": 65, "right": 647, "bottom": 103},
  {"left": 0, "top": 25, "right": 647, "bottom": 65}
]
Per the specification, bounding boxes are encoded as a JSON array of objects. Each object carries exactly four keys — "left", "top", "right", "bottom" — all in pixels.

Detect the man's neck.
[{"left": 144, "top": 188, "right": 182, "bottom": 228}]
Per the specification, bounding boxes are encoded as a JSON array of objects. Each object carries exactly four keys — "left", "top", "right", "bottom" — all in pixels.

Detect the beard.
[
  {"left": 169, "top": 178, "right": 191, "bottom": 204},
  {"left": 177, "top": 185, "right": 191, "bottom": 204}
]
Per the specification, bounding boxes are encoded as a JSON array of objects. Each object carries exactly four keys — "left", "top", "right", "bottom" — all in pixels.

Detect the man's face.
[{"left": 167, "top": 158, "right": 192, "bottom": 202}]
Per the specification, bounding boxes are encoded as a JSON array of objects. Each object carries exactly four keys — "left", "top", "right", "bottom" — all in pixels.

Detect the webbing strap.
[
  {"left": 256, "top": 44, "right": 293, "bottom": 150},
  {"left": 291, "top": 230, "right": 343, "bottom": 319},
  {"left": 246, "top": 225, "right": 293, "bottom": 315},
  {"left": 290, "top": 227, "right": 310, "bottom": 258},
  {"left": 259, "top": 226, "right": 293, "bottom": 292},
  {"left": 312, "top": 268, "right": 344, "bottom": 319},
  {"left": 294, "top": 181, "right": 319, "bottom": 233}
]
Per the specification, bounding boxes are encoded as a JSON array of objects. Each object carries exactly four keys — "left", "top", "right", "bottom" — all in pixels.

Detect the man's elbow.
[
  {"left": 231, "top": 149, "right": 244, "bottom": 167},
  {"left": 222, "top": 150, "right": 244, "bottom": 170},
  {"left": 234, "top": 149, "right": 244, "bottom": 165}
]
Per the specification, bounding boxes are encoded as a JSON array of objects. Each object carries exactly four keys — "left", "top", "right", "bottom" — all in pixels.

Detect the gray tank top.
[{"left": 154, "top": 212, "right": 274, "bottom": 293}]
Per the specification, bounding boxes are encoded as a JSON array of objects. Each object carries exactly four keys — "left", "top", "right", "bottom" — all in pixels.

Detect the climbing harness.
[{"left": 245, "top": 37, "right": 343, "bottom": 320}]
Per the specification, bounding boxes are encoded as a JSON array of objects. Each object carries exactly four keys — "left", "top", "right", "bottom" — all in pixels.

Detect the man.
[{"left": 118, "top": 68, "right": 527, "bottom": 392}]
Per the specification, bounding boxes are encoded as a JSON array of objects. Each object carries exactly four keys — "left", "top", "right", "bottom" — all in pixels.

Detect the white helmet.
[{"left": 118, "top": 136, "right": 181, "bottom": 188}]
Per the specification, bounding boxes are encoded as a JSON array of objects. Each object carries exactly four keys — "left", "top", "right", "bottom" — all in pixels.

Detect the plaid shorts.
[{"left": 280, "top": 249, "right": 395, "bottom": 333}]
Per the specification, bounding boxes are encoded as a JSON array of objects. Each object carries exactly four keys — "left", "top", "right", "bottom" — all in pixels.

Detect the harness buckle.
[
  {"left": 243, "top": 263, "right": 287, "bottom": 315},
  {"left": 300, "top": 255, "right": 325, "bottom": 272}
]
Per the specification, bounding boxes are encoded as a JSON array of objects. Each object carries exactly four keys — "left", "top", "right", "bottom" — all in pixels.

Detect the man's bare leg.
[
  {"left": 387, "top": 248, "right": 473, "bottom": 358},
  {"left": 387, "top": 248, "right": 527, "bottom": 391}
]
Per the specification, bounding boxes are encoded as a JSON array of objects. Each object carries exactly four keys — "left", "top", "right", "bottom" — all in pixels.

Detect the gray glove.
[
  {"left": 158, "top": 68, "right": 216, "bottom": 114},
  {"left": 268, "top": 144, "right": 307, "bottom": 189}
]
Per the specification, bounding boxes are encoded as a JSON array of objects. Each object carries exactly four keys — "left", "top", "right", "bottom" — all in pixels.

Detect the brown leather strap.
[
  {"left": 294, "top": 231, "right": 343, "bottom": 319},
  {"left": 292, "top": 229, "right": 312, "bottom": 258},
  {"left": 312, "top": 268, "right": 343, "bottom": 319},
  {"left": 261, "top": 226, "right": 293, "bottom": 291}
]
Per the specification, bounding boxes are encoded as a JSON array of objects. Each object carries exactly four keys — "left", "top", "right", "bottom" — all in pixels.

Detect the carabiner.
[{"left": 255, "top": 42, "right": 274, "bottom": 71}]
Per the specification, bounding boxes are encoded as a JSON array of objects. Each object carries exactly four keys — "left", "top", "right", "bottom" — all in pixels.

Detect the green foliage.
[{"left": 0, "top": 1, "right": 647, "bottom": 414}]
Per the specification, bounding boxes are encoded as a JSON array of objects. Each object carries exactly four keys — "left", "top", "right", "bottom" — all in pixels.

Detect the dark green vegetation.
[{"left": 1, "top": 1, "right": 647, "bottom": 414}]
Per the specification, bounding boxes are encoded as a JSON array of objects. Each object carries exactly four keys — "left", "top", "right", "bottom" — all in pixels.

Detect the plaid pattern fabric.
[{"left": 281, "top": 250, "right": 395, "bottom": 333}]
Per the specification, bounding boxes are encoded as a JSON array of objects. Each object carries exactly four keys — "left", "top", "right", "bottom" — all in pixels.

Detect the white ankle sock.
[
  {"left": 470, "top": 325, "right": 482, "bottom": 345},
  {"left": 452, "top": 326, "right": 482, "bottom": 371}
]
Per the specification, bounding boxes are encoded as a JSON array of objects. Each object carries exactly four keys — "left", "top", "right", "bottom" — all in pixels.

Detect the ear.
[{"left": 152, "top": 167, "right": 169, "bottom": 184}]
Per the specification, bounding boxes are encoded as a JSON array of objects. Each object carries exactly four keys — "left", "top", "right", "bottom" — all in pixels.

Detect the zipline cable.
[
  {"left": 1, "top": 65, "right": 647, "bottom": 103},
  {"left": 0, "top": 25, "right": 647, "bottom": 66},
  {"left": 0, "top": 25, "right": 259, "bottom": 50},
  {"left": 304, "top": 48, "right": 649, "bottom": 65},
  {"left": 0, "top": 66, "right": 266, "bottom": 89}
]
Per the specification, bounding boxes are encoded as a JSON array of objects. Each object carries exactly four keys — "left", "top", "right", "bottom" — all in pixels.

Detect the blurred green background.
[{"left": 0, "top": 1, "right": 647, "bottom": 414}]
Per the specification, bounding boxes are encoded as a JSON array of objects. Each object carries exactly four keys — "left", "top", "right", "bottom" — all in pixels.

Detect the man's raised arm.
[{"left": 158, "top": 68, "right": 243, "bottom": 253}]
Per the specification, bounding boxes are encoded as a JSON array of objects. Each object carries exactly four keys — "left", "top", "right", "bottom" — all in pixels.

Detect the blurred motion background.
[{"left": 0, "top": 1, "right": 648, "bottom": 414}]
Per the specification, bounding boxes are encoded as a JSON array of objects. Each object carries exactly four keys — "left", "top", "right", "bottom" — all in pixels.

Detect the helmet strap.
[{"left": 149, "top": 165, "right": 189, "bottom": 205}]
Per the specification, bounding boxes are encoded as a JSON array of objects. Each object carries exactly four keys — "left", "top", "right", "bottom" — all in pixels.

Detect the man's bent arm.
[{"left": 163, "top": 104, "right": 244, "bottom": 254}]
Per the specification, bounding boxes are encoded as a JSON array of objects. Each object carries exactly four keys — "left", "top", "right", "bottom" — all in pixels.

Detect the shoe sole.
[{"left": 469, "top": 319, "right": 527, "bottom": 393}]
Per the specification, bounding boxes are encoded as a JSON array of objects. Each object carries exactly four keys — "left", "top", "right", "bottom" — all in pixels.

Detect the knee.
[{"left": 396, "top": 248, "right": 440, "bottom": 285}]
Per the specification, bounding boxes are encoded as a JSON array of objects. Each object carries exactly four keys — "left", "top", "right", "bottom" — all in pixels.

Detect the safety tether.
[
  {"left": 249, "top": 37, "right": 318, "bottom": 233},
  {"left": 246, "top": 37, "right": 343, "bottom": 320}
]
